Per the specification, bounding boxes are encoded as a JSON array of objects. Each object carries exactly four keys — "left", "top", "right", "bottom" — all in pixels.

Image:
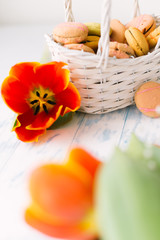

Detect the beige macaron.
[
  {"left": 110, "top": 19, "right": 126, "bottom": 43},
  {"left": 64, "top": 43, "right": 95, "bottom": 54},
  {"left": 53, "top": 22, "right": 88, "bottom": 44},
  {"left": 125, "top": 27, "right": 149, "bottom": 56},
  {"left": 135, "top": 81, "right": 160, "bottom": 118},
  {"left": 109, "top": 41, "right": 135, "bottom": 59},
  {"left": 146, "top": 26, "right": 160, "bottom": 49}
]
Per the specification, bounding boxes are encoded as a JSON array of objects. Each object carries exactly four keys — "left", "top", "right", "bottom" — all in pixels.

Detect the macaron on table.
[{"left": 135, "top": 81, "right": 160, "bottom": 118}]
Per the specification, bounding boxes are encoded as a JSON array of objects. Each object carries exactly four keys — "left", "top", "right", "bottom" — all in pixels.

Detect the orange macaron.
[
  {"left": 135, "top": 81, "right": 160, "bottom": 118},
  {"left": 110, "top": 19, "right": 126, "bottom": 43},
  {"left": 146, "top": 26, "right": 160, "bottom": 48}
]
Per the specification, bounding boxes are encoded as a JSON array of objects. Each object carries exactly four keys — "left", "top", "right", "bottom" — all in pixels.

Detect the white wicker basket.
[{"left": 45, "top": 0, "right": 160, "bottom": 114}]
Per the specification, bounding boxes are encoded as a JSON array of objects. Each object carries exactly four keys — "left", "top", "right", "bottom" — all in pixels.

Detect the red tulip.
[{"left": 1, "top": 62, "right": 80, "bottom": 142}]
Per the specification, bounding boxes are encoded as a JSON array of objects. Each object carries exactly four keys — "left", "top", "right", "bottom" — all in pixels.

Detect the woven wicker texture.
[{"left": 46, "top": 0, "right": 160, "bottom": 114}]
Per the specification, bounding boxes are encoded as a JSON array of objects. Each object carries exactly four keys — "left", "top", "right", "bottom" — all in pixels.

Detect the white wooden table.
[{"left": 0, "top": 25, "right": 160, "bottom": 240}]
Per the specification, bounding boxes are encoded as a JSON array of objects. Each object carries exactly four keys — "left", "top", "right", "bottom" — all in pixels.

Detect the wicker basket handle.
[
  {"left": 97, "top": 0, "right": 141, "bottom": 68},
  {"left": 133, "top": 0, "right": 141, "bottom": 18},
  {"left": 64, "top": 0, "right": 141, "bottom": 68},
  {"left": 64, "top": 0, "right": 75, "bottom": 22},
  {"left": 64, "top": 0, "right": 140, "bottom": 22}
]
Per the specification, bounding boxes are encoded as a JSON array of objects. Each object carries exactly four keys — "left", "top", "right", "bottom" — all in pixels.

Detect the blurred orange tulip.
[{"left": 25, "top": 148, "right": 101, "bottom": 240}]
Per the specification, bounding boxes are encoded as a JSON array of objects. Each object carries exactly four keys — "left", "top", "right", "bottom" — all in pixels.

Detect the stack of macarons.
[
  {"left": 124, "top": 14, "right": 157, "bottom": 57},
  {"left": 52, "top": 14, "right": 160, "bottom": 58},
  {"left": 52, "top": 21, "right": 109, "bottom": 54},
  {"left": 109, "top": 14, "right": 159, "bottom": 58},
  {"left": 53, "top": 22, "right": 98, "bottom": 54}
]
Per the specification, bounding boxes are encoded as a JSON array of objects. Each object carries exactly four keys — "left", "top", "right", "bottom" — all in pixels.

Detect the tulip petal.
[
  {"left": 15, "top": 126, "right": 45, "bottom": 142},
  {"left": 15, "top": 109, "right": 36, "bottom": 127},
  {"left": 14, "top": 110, "right": 45, "bottom": 142},
  {"left": 56, "top": 82, "right": 81, "bottom": 116},
  {"left": 1, "top": 76, "right": 30, "bottom": 113},
  {"left": 34, "top": 62, "right": 70, "bottom": 94},
  {"left": 27, "top": 105, "right": 63, "bottom": 130},
  {"left": 25, "top": 206, "right": 96, "bottom": 240},
  {"left": 29, "top": 164, "right": 92, "bottom": 223},
  {"left": 9, "top": 62, "right": 40, "bottom": 89},
  {"left": 67, "top": 148, "right": 101, "bottom": 179}
]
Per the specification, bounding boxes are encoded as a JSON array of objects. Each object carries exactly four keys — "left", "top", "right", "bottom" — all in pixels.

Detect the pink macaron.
[
  {"left": 135, "top": 81, "right": 160, "bottom": 118},
  {"left": 53, "top": 22, "right": 88, "bottom": 44},
  {"left": 126, "top": 14, "right": 156, "bottom": 37}
]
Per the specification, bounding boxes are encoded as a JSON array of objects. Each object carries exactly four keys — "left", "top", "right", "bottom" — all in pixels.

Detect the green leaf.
[
  {"left": 127, "top": 134, "right": 160, "bottom": 171},
  {"left": 95, "top": 134, "right": 160, "bottom": 240},
  {"left": 47, "top": 112, "right": 75, "bottom": 130},
  {"left": 126, "top": 134, "right": 146, "bottom": 160},
  {"left": 13, "top": 119, "right": 17, "bottom": 129}
]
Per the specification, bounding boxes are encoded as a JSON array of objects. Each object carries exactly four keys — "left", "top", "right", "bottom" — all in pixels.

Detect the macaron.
[
  {"left": 110, "top": 19, "right": 126, "bottom": 43},
  {"left": 84, "top": 35, "right": 100, "bottom": 53},
  {"left": 125, "top": 27, "right": 149, "bottom": 56},
  {"left": 84, "top": 22, "right": 101, "bottom": 36},
  {"left": 64, "top": 43, "right": 95, "bottom": 54},
  {"left": 126, "top": 14, "right": 156, "bottom": 37},
  {"left": 146, "top": 26, "right": 160, "bottom": 48},
  {"left": 84, "top": 22, "right": 112, "bottom": 37},
  {"left": 85, "top": 36, "right": 100, "bottom": 42},
  {"left": 53, "top": 22, "right": 88, "bottom": 44},
  {"left": 135, "top": 81, "right": 160, "bottom": 118},
  {"left": 109, "top": 41, "right": 135, "bottom": 59}
]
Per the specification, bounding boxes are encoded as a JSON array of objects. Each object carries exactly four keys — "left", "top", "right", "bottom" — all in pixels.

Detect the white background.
[{"left": 0, "top": 0, "right": 160, "bottom": 26}]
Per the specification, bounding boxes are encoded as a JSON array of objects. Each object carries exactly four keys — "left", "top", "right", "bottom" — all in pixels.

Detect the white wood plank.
[
  {"left": 70, "top": 108, "right": 128, "bottom": 161},
  {"left": 118, "top": 105, "right": 160, "bottom": 149},
  {"left": 0, "top": 113, "right": 85, "bottom": 185}
]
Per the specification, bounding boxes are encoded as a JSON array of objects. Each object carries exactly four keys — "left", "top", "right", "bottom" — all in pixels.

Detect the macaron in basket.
[
  {"left": 52, "top": 14, "right": 160, "bottom": 59},
  {"left": 45, "top": 0, "right": 160, "bottom": 114}
]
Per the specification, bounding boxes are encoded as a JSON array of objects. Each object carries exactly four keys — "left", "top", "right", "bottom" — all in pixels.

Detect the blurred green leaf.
[
  {"left": 96, "top": 135, "right": 160, "bottom": 240},
  {"left": 127, "top": 134, "right": 160, "bottom": 171}
]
